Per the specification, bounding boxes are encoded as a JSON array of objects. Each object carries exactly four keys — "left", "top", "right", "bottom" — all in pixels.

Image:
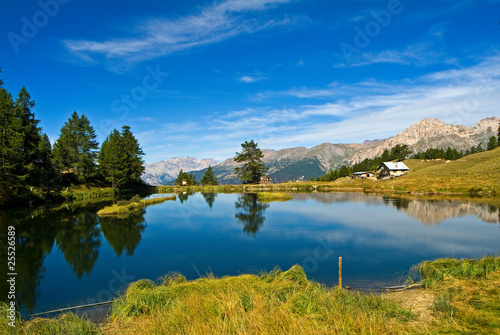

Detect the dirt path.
[{"left": 382, "top": 288, "right": 436, "bottom": 325}]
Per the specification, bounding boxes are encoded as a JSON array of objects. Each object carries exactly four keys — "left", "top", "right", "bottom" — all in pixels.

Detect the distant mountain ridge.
[
  {"left": 143, "top": 117, "right": 499, "bottom": 185},
  {"left": 142, "top": 157, "right": 220, "bottom": 186}
]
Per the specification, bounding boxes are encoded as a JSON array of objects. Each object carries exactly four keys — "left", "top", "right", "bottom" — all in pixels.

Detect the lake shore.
[{"left": 4, "top": 256, "right": 499, "bottom": 334}]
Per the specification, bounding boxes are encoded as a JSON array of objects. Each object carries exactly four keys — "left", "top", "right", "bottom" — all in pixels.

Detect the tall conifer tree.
[
  {"left": 234, "top": 140, "right": 268, "bottom": 184},
  {"left": 120, "top": 126, "right": 145, "bottom": 185},
  {"left": 98, "top": 126, "right": 144, "bottom": 188},
  {"left": 200, "top": 166, "right": 219, "bottom": 185},
  {"left": 0, "top": 82, "right": 21, "bottom": 187},
  {"left": 52, "top": 111, "right": 99, "bottom": 183}
]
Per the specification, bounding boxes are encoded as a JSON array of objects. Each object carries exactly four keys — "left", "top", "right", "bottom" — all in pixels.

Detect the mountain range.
[
  {"left": 142, "top": 117, "right": 499, "bottom": 185},
  {"left": 142, "top": 157, "right": 220, "bottom": 186}
]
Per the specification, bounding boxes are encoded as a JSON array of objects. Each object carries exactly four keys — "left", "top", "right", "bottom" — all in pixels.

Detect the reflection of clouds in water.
[
  {"left": 144, "top": 192, "right": 500, "bottom": 257},
  {"left": 263, "top": 196, "right": 500, "bottom": 257},
  {"left": 292, "top": 193, "right": 500, "bottom": 224}
]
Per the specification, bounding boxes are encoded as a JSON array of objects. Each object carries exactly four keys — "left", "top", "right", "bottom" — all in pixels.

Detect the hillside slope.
[{"left": 333, "top": 147, "right": 500, "bottom": 194}]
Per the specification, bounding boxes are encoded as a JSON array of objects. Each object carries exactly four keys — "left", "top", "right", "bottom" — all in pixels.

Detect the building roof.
[
  {"left": 378, "top": 162, "right": 409, "bottom": 171},
  {"left": 351, "top": 172, "right": 371, "bottom": 175}
]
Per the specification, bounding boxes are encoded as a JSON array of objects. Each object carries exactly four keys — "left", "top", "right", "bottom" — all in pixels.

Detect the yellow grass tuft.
[
  {"left": 96, "top": 195, "right": 176, "bottom": 216},
  {"left": 256, "top": 192, "right": 293, "bottom": 202}
]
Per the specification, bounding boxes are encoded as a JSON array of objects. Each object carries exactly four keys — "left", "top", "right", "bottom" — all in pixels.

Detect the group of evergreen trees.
[
  {"left": 0, "top": 80, "right": 56, "bottom": 205},
  {"left": 0, "top": 70, "right": 145, "bottom": 207},
  {"left": 175, "top": 166, "right": 219, "bottom": 186},
  {"left": 486, "top": 124, "right": 500, "bottom": 151}
]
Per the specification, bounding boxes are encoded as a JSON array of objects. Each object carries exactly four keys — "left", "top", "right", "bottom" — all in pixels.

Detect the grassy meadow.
[{"left": 323, "top": 147, "right": 500, "bottom": 195}]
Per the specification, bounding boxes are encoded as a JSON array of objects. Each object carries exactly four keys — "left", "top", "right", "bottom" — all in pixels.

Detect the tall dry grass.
[{"left": 108, "top": 265, "right": 416, "bottom": 334}]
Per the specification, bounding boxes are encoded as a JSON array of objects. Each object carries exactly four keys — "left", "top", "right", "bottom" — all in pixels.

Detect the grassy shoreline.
[
  {"left": 96, "top": 195, "right": 176, "bottom": 216},
  {"left": 3, "top": 256, "right": 499, "bottom": 334}
]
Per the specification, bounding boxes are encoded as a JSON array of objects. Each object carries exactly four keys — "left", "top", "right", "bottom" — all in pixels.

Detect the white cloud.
[
  {"left": 239, "top": 75, "right": 259, "bottom": 83},
  {"left": 64, "top": 0, "right": 295, "bottom": 65},
  {"left": 138, "top": 56, "right": 500, "bottom": 162}
]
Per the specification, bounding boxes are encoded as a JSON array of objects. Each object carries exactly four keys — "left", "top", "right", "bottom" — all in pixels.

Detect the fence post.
[{"left": 339, "top": 256, "right": 342, "bottom": 288}]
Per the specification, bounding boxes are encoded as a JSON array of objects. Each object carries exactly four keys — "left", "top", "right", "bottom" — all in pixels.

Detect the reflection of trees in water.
[
  {"left": 235, "top": 193, "right": 269, "bottom": 236},
  {"left": 178, "top": 192, "right": 194, "bottom": 204},
  {"left": 100, "top": 209, "right": 147, "bottom": 257},
  {"left": 0, "top": 209, "right": 56, "bottom": 313},
  {"left": 0, "top": 199, "right": 150, "bottom": 313},
  {"left": 55, "top": 212, "right": 101, "bottom": 279},
  {"left": 201, "top": 192, "right": 217, "bottom": 208},
  {"left": 0, "top": 202, "right": 109, "bottom": 312}
]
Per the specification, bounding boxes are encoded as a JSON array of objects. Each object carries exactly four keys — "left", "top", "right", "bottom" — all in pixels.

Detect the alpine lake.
[{"left": 1, "top": 191, "right": 499, "bottom": 319}]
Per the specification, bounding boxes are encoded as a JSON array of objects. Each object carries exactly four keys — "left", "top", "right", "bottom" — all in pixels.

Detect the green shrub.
[
  {"left": 131, "top": 194, "right": 141, "bottom": 203},
  {"left": 116, "top": 200, "right": 130, "bottom": 206}
]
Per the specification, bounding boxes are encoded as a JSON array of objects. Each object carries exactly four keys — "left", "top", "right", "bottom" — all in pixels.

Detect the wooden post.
[{"left": 339, "top": 257, "right": 342, "bottom": 288}]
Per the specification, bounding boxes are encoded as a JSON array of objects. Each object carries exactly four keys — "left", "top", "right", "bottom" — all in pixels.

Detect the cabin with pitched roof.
[
  {"left": 260, "top": 176, "right": 273, "bottom": 184},
  {"left": 377, "top": 162, "right": 409, "bottom": 178},
  {"left": 350, "top": 172, "right": 373, "bottom": 179}
]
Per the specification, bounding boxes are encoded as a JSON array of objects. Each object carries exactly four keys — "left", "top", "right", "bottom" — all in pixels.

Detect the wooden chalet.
[
  {"left": 377, "top": 162, "right": 409, "bottom": 178},
  {"left": 260, "top": 176, "right": 273, "bottom": 185}
]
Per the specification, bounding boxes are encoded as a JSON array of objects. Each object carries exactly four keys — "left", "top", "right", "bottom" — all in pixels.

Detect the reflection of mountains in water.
[
  {"left": 398, "top": 200, "right": 499, "bottom": 225},
  {"left": 292, "top": 193, "right": 500, "bottom": 225}
]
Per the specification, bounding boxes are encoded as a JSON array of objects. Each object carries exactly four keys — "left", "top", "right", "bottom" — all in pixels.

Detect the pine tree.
[
  {"left": 234, "top": 140, "right": 268, "bottom": 184},
  {"left": 200, "top": 166, "right": 219, "bottom": 185},
  {"left": 52, "top": 112, "right": 99, "bottom": 183},
  {"left": 0, "top": 78, "right": 54, "bottom": 201},
  {"left": 98, "top": 129, "right": 125, "bottom": 188},
  {"left": 487, "top": 136, "right": 497, "bottom": 150},
  {"left": 14, "top": 87, "right": 46, "bottom": 186},
  {"left": 0, "top": 84, "right": 21, "bottom": 187},
  {"left": 98, "top": 126, "right": 145, "bottom": 188},
  {"left": 120, "top": 126, "right": 145, "bottom": 185},
  {"left": 35, "top": 134, "right": 57, "bottom": 193},
  {"left": 497, "top": 122, "right": 500, "bottom": 144},
  {"left": 175, "top": 169, "right": 198, "bottom": 186}
]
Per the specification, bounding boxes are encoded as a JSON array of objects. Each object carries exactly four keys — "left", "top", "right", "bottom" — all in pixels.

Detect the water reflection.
[
  {"left": 201, "top": 192, "right": 217, "bottom": 208},
  {"left": 1, "top": 192, "right": 499, "bottom": 316},
  {"left": 0, "top": 209, "right": 55, "bottom": 312},
  {"left": 178, "top": 191, "right": 194, "bottom": 204},
  {"left": 0, "top": 200, "right": 149, "bottom": 313},
  {"left": 56, "top": 212, "right": 101, "bottom": 279},
  {"left": 292, "top": 193, "right": 500, "bottom": 225},
  {"left": 0, "top": 201, "right": 111, "bottom": 312},
  {"left": 100, "top": 209, "right": 147, "bottom": 257},
  {"left": 235, "top": 194, "right": 269, "bottom": 236}
]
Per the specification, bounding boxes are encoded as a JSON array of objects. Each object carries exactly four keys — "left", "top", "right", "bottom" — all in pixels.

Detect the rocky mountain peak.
[{"left": 143, "top": 117, "right": 499, "bottom": 185}]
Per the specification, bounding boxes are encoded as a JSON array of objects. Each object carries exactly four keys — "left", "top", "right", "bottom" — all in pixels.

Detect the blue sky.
[{"left": 1, "top": 0, "right": 499, "bottom": 163}]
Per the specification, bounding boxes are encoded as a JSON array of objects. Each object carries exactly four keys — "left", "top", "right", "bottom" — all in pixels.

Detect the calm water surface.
[{"left": 1, "top": 192, "right": 499, "bottom": 317}]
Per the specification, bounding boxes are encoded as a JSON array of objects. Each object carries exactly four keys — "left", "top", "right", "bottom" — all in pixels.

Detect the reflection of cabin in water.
[
  {"left": 350, "top": 172, "right": 373, "bottom": 179},
  {"left": 377, "top": 162, "right": 409, "bottom": 178},
  {"left": 260, "top": 176, "right": 273, "bottom": 184}
]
